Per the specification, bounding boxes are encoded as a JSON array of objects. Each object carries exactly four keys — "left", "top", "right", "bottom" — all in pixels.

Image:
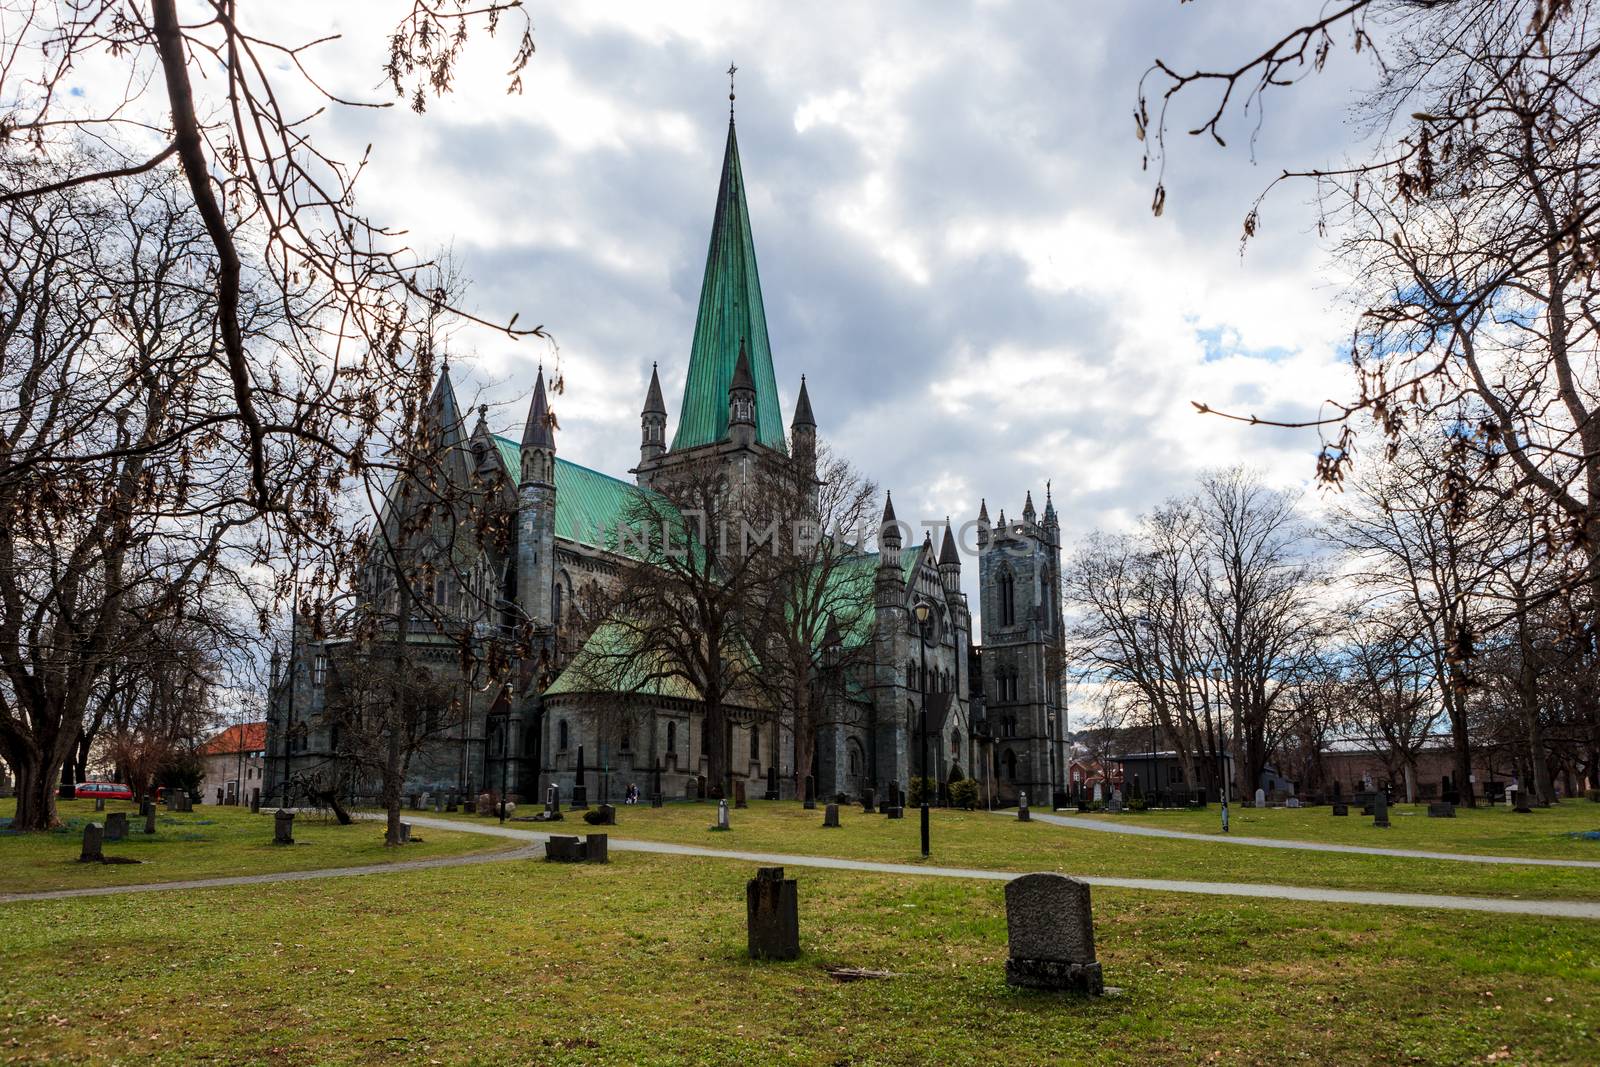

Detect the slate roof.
[{"left": 492, "top": 436, "right": 648, "bottom": 553}]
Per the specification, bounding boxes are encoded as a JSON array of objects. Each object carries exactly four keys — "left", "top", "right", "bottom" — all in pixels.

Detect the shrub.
[
  {"left": 948, "top": 763, "right": 965, "bottom": 783},
  {"left": 1129, "top": 797, "right": 1148, "bottom": 813},
  {"left": 908, "top": 776, "right": 937, "bottom": 806},
  {"left": 948, "top": 778, "right": 979, "bottom": 810}
]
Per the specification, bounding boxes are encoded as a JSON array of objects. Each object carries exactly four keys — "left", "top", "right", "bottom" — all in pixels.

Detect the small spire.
[
  {"left": 522, "top": 366, "right": 554, "bottom": 449},
  {"left": 729, "top": 338, "right": 755, "bottom": 395},
  {"left": 882, "top": 490, "right": 897, "bottom": 524},
  {"left": 643, "top": 362, "right": 666, "bottom": 416},
  {"left": 791, "top": 375, "right": 815, "bottom": 428},
  {"left": 1023, "top": 490, "right": 1037, "bottom": 521},
  {"left": 939, "top": 521, "right": 960, "bottom": 566},
  {"left": 978, "top": 498, "right": 990, "bottom": 523}
]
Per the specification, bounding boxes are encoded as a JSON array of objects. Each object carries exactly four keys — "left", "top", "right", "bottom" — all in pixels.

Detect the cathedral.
[{"left": 263, "top": 108, "right": 1067, "bottom": 810}]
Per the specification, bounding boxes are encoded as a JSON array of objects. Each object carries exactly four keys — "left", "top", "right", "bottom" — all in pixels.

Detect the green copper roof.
[
  {"left": 671, "top": 119, "right": 786, "bottom": 453},
  {"left": 493, "top": 435, "right": 649, "bottom": 552}
]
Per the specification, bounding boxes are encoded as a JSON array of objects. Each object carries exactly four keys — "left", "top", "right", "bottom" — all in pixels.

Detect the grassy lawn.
[
  {"left": 1, "top": 852, "right": 1596, "bottom": 1064},
  {"left": 0, "top": 799, "right": 514, "bottom": 895},
  {"left": 1065, "top": 799, "right": 1600, "bottom": 859},
  {"left": 411, "top": 799, "right": 1600, "bottom": 902}
]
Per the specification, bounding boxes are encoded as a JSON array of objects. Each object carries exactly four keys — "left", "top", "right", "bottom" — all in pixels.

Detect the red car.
[{"left": 74, "top": 781, "right": 133, "bottom": 801}]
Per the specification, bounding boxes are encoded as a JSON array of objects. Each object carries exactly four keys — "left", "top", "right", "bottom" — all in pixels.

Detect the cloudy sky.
[{"left": 252, "top": 1, "right": 1374, "bottom": 610}]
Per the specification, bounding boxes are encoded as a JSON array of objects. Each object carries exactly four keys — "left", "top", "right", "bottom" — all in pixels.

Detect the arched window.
[
  {"left": 950, "top": 728, "right": 962, "bottom": 755},
  {"left": 667, "top": 721, "right": 678, "bottom": 754},
  {"left": 848, "top": 746, "right": 862, "bottom": 776},
  {"left": 1003, "top": 749, "right": 1018, "bottom": 780},
  {"left": 907, "top": 660, "right": 917, "bottom": 689},
  {"left": 749, "top": 728, "right": 760, "bottom": 761},
  {"left": 558, "top": 719, "right": 569, "bottom": 750},
  {"left": 999, "top": 567, "right": 1016, "bottom": 626}
]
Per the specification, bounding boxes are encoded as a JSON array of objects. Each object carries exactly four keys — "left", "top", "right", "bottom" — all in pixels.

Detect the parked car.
[{"left": 73, "top": 781, "right": 133, "bottom": 801}]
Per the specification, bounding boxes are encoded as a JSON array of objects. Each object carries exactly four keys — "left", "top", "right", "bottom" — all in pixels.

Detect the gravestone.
[
  {"left": 80, "top": 822, "right": 104, "bottom": 862},
  {"left": 1254, "top": 788, "right": 1266, "bottom": 808},
  {"left": 408, "top": 794, "right": 420, "bottom": 811},
  {"left": 1107, "top": 794, "right": 1123, "bottom": 814},
  {"left": 446, "top": 794, "right": 458, "bottom": 813},
  {"left": 1332, "top": 803, "right": 1349, "bottom": 816},
  {"left": 685, "top": 780, "right": 698, "bottom": 801},
  {"left": 398, "top": 821, "right": 411, "bottom": 844},
  {"left": 143, "top": 808, "right": 157, "bottom": 834},
  {"left": 746, "top": 867, "right": 800, "bottom": 960},
  {"left": 822, "top": 803, "right": 840, "bottom": 828},
  {"left": 545, "top": 836, "right": 581, "bottom": 862},
  {"left": 463, "top": 797, "right": 476, "bottom": 814},
  {"left": 273, "top": 809, "right": 295, "bottom": 845},
  {"left": 94, "top": 797, "right": 105, "bottom": 812},
  {"left": 862, "top": 787, "right": 876, "bottom": 814},
  {"left": 1373, "top": 792, "right": 1390, "bottom": 828},
  {"left": 766, "top": 765, "right": 780, "bottom": 802},
  {"left": 1427, "top": 802, "right": 1456, "bottom": 818},
  {"left": 1286, "top": 798, "right": 1301, "bottom": 809},
  {"left": 711, "top": 798, "right": 731, "bottom": 831},
  {"left": 1018, "top": 791, "right": 1031, "bottom": 822},
  {"left": 734, "top": 781, "right": 748, "bottom": 809},
  {"left": 584, "top": 833, "right": 609, "bottom": 863},
  {"left": 250, "top": 788, "right": 261, "bottom": 815},
  {"left": 546, "top": 784, "right": 562, "bottom": 817},
  {"left": 594, "top": 803, "right": 616, "bottom": 826},
  {"left": 1004, "top": 873, "right": 1104, "bottom": 994},
  {"left": 105, "top": 812, "right": 128, "bottom": 841},
  {"left": 886, "top": 806, "right": 904, "bottom": 819},
  {"left": 163, "top": 792, "right": 175, "bottom": 811},
  {"left": 803, "top": 775, "right": 816, "bottom": 811},
  {"left": 696, "top": 775, "right": 707, "bottom": 801}
]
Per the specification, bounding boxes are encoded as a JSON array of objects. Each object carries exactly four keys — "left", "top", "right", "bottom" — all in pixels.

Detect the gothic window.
[
  {"left": 950, "top": 729, "right": 962, "bottom": 756},
  {"left": 749, "top": 728, "right": 760, "bottom": 761},
  {"left": 667, "top": 721, "right": 678, "bottom": 754},
  {"left": 558, "top": 719, "right": 569, "bottom": 751},
  {"left": 1003, "top": 749, "right": 1018, "bottom": 780},
  {"left": 907, "top": 660, "right": 916, "bottom": 689},
  {"left": 848, "top": 746, "right": 862, "bottom": 776},
  {"left": 312, "top": 654, "right": 327, "bottom": 686},
  {"left": 998, "top": 568, "right": 1016, "bottom": 626}
]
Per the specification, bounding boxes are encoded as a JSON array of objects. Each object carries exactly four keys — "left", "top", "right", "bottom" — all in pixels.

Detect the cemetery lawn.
[
  {"left": 0, "top": 799, "right": 515, "bottom": 894},
  {"left": 1068, "top": 800, "right": 1600, "bottom": 859},
  {"left": 2, "top": 852, "right": 1596, "bottom": 1065},
  {"left": 418, "top": 801, "right": 1600, "bottom": 901}
]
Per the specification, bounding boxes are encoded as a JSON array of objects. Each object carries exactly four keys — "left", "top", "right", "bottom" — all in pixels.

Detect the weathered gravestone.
[
  {"left": 1107, "top": 791, "right": 1123, "bottom": 814},
  {"left": 143, "top": 808, "right": 157, "bottom": 834},
  {"left": 273, "top": 809, "right": 295, "bottom": 845},
  {"left": 1427, "top": 802, "right": 1456, "bottom": 818},
  {"left": 862, "top": 787, "right": 876, "bottom": 814},
  {"left": 1254, "top": 788, "right": 1266, "bottom": 808},
  {"left": 94, "top": 797, "right": 105, "bottom": 812},
  {"left": 178, "top": 793, "right": 192, "bottom": 813},
  {"left": 734, "top": 780, "right": 748, "bottom": 809},
  {"left": 593, "top": 803, "right": 616, "bottom": 826},
  {"left": 584, "top": 833, "right": 609, "bottom": 864},
  {"left": 1332, "top": 804, "right": 1349, "bottom": 817},
  {"left": 1285, "top": 798, "right": 1301, "bottom": 809},
  {"left": 80, "top": 822, "right": 104, "bottom": 862},
  {"left": 463, "top": 796, "right": 476, "bottom": 814},
  {"left": 711, "top": 798, "right": 731, "bottom": 831},
  {"left": 803, "top": 775, "right": 816, "bottom": 811},
  {"left": 822, "top": 803, "right": 840, "bottom": 828},
  {"left": 250, "top": 788, "right": 261, "bottom": 815},
  {"left": 545, "top": 835, "right": 581, "bottom": 862},
  {"left": 886, "top": 806, "right": 904, "bottom": 819},
  {"left": 1004, "top": 873, "right": 1104, "bottom": 995},
  {"left": 685, "top": 780, "right": 698, "bottom": 802},
  {"left": 1018, "top": 791, "right": 1031, "bottom": 822},
  {"left": 105, "top": 812, "right": 128, "bottom": 841},
  {"left": 746, "top": 867, "right": 800, "bottom": 961},
  {"left": 1373, "top": 792, "right": 1390, "bottom": 828}
]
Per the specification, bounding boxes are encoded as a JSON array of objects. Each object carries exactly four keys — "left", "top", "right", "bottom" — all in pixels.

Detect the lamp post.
[
  {"left": 913, "top": 600, "right": 933, "bottom": 858},
  {"left": 1213, "top": 667, "right": 1229, "bottom": 834}
]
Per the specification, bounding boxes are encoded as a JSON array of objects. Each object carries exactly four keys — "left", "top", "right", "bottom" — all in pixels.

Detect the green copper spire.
[{"left": 671, "top": 117, "right": 786, "bottom": 452}]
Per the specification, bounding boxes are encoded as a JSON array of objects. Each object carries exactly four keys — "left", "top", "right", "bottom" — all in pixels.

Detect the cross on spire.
[{"left": 727, "top": 62, "right": 738, "bottom": 117}]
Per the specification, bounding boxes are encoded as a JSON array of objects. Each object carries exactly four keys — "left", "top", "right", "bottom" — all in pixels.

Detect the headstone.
[
  {"left": 94, "top": 796, "right": 105, "bottom": 812},
  {"left": 1107, "top": 795, "right": 1123, "bottom": 814},
  {"left": 583, "top": 833, "right": 609, "bottom": 863},
  {"left": 181, "top": 793, "right": 193, "bottom": 813},
  {"left": 398, "top": 821, "right": 411, "bottom": 844},
  {"left": 595, "top": 803, "right": 616, "bottom": 826},
  {"left": 463, "top": 797, "right": 476, "bottom": 814},
  {"left": 408, "top": 793, "right": 420, "bottom": 811},
  {"left": 1092, "top": 782, "right": 1103, "bottom": 802},
  {"left": 105, "top": 812, "right": 128, "bottom": 841},
  {"left": 734, "top": 780, "right": 748, "bottom": 809},
  {"left": 143, "top": 809, "right": 157, "bottom": 834},
  {"left": 79, "top": 822, "right": 104, "bottom": 862},
  {"left": 250, "top": 788, "right": 261, "bottom": 814},
  {"left": 1254, "top": 788, "right": 1266, "bottom": 808},
  {"left": 446, "top": 794, "right": 458, "bottom": 813},
  {"left": 822, "top": 803, "right": 840, "bottom": 828},
  {"left": 862, "top": 787, "right": 876, "bottom": 814},
  {"left": 803, "top": 775, "right": 816, "bottom": 811},
  {"left": 696, "top": 775, "right": 707, "bottom": 801},
  {"left": 886, "top": 806, "right": 904, "bottom": 819},
  {"left": 1018, "top": 791, "right": 1031, "bottom": 822},
  {"left": 477, "top": 792, "right": 494, "bottom": 815},
  {"left": 545, "top": 784, "right": 561, "bottom": 817},
  {"left": 1373, "top": 792, "right": 1390, "bottom": 828},
  {"left": 766, "top": 765, "right": 780, "bottom": 802},
  {"left": 1427, "top": 802, "right": 1456, "bottom": 818},
  {"left": 1004, "top": 873, "right": 1104, "bottom": 994},
  {"left": 1331, "top": 803, "right": 1349, "bottom": 817},
  {"left": 273, "top": 809, "right": 295, "bottom": 845},
  {"left": 685, "top": 780, "right": 698, "bottom": 801},
  {"left": 746, "top": 867, "right": 800, "bottom": 961},
  {"left": 710, "top": 798, "right": 731, "bottom": 831},
  {"left": 545, "top": 835, "right": 581, "bottom": 862},
  {"left": 1285, "top": 798, "right": 1301, "bottom": 809}
]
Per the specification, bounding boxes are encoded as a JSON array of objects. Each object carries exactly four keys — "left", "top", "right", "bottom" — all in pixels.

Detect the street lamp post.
[
  {"left": 1213, "top": 667, "right": 1229, "bottom": 834},
  {"left": 913, "top": 601, "right": 933, "bottom": 858}
]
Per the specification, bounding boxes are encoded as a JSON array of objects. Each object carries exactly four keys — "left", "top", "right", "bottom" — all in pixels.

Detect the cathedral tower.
[{"left": 517, "top": 367, "right": 557, "bottom": 628}]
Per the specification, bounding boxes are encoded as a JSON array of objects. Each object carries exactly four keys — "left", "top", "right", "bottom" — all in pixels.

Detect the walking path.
[
  {"left": 1024, "top": 810, "right": 1600, "bottom": 869},
  {"left": 7, "top": 815, "right": 1598, "bottom": 920}
]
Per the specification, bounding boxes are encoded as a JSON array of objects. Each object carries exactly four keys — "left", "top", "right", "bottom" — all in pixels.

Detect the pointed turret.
[
  {"left": 520, "top": 366, "right": 555, "bottom": 486},
  {"left": 673, "top": 116, "right": 785, "bottom": 452},
  {"left": 878, "top": 490, "right": 902, "bottom": 570},
  {"left": 790, "top": 375, "right": 816, "bottom": 475},
  {"left": 977, "top": 498, "right": 991, "bottom": 549},
  {"left": 640, "top": 362, "right": 667, "bottom": 468},
  {"left": 727, "top": 339, "right": 757, "bottom": 448},
  {"left": 938, "top": 520, "right": 961, "bottom": 594},
  {"left": 1023, "top": 490, "right": 1037, "bottom": 526},
  {"left": 1042, "top": 480, "right": 1059, "bottom": 543}
]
